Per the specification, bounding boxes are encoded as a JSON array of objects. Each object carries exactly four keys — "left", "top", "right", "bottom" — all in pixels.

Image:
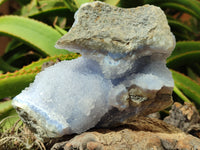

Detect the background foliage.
[{"left": 0, "top": 0, "right": 200, "bottom": 149}]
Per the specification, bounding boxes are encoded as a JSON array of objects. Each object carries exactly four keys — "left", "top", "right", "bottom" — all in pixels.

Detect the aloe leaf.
[
  {"left": 0, "top": 109, "right": 20, "bottom": 132},
  {"left": 168, "top": 41, "right": 200, "bottom": 65},
  {"left": 0, "top": 72, "right": 37, "bottom": 99},
  {"left": 23, "top": 53, "right": 79, "bottom": 70},
  {"left": 173, "top": 85, "right": 191, "bottom": 103},
  {"left": 171, "top": 69, "right": 200, "bottom": 105},
  {"left": 172, "top": 41, "right": 200, "bottom": 56},
  {"left": 160, "top": 3, "right": 199, "bottom": 19},
  {"left": 145, "top": 0, "right": 200, "bottom": 17},
  {"left": 172, "top": 32, "right": 191, "bottom": 41},
  {"left": 187, "top": 67, "right": 200, "bottom": 84},
  {"left": 21, "top": 0, "right": 74, "bottom": 23},
  {"left": 54, "top": 25, "right": 67, "bottom": 35},
  {"left": 3, "top": 44, "right": 36, "bottom": 65},
  {"left": 168, "top": 19, "right": 193, "bottom": 33},
  {"left": 167, "top": 50, "right": 200, "bottom": 68},
  {"left": 190, "top": 63, "right": 200, "bottom": 76},
  {"left": 0, "top": 0, "right": 8, "bottom": 6},
  {"left": 63, "top": 0, "right": 77, "bottom": 11},
  {"left": 8, "top": 52, "right": 41, "bottom": 68},
  {"left": 74, "top": 0, "right": 94, "bottom": 8},
  {"left": 4, "top": 39, "right": 23, "bottom": 53},
  {"left": 0, "top": 57, "right": 18, "bottom": 72},
  {"left": 0, "top": 16, "right": 69, "bottom": 56},
  {"left": 0, "top": 100, "right": 12, "bottom": 115},
  {"left": 104, "top": 0, "right": 120, "bottom": 6},
  {"left": 16, "top": 0, "right": 31, "bottom": 6}
]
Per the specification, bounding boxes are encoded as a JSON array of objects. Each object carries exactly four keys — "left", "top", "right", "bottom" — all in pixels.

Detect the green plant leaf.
[
  {"left": 0, "top": 16, "right": 70, "bottom": 56},
  {"left": 104, "top": 0, "right": 120, "bottom": 6},
  {"left": 0, "top": 100, "right": 12, "bottom": 115},
  {"left": 145, "top": 0, "right": 200, "bottom": 17},
  {"left": 0, "top": 0, "right": 8, "bottom": 6},
  {"left": 0, "top": 72, "right": 37, "bottom": 99},
  {"left": 171, "top": 69, "right": 200, "bottom": 105},
  {"left": 20, "top": 0, "right": 74, "bottom": 21},
  {"left": 167, "top": 50, "right": 200, "bottom": 68},
  {"left": 160, "top": 3, "right": 199, "bottom": 19},
  {"left": 63, "top": 0, "right": 77, "bottom": 11},
  {"left": 16, "top": 0, "right": 31, "bottom": 5},
  {"left": 172, "top": 41, "right": 200, "bottom": 57},
  {"left": 168, "top": 19, "right": 193, "bottom": 33},
  {"left": 190, "top": 63, "right": 200, "bottom": 77},
  {"left": 0, "top": 100, "right": 20, "bottom": 132},
  {"left": 0, "top": 109, "right": 20, "bottom": 132},
  {"left": 0, "top": 57, "right": 18, "bottom": 72},
  {"left": 171, "top": 32, "right": 191, "bottom": 41},
  {"left": 187, "top": 67, "right": 200, "bottom": 84},
  {"left": 173, "top": 85, "right": 191, "bottom": 103},
  {"left": 74, "top": 0, "right": 94, "bottom": 8},
  {"left": 3, "top": 44, "right": 37, "bottom": 65},
  {"left": 54, "top": 25, "right": 67, "bottom": 35},
  {"left": 167, "top": 41, "right": 200, "bottom": 68}
]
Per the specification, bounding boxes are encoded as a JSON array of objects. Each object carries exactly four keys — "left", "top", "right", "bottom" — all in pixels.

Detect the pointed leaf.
[
  {"left": 173, "top": 85, "right": 191, "bottom": 103},
  {"left": 167, "top": 50, "right": 200, "bottom": 68},
  {"left": 171, "top": 70, "right": 200, "bottom": 105},
  {"left": 187, "top": 67, "right": 200, "bottom": 84},
  {"left": 168, "top": 19, "right": 193, "bottom": 33},
  {"left": 0, "top": 16, "right": 69, "bottom": 56},
  {"left": 172, "top": 41, "right": 200, "bottom": 57},
  {"left": 0, "top": 100, "right": 12, "bottom": 115},
  {"left": 145, "top": 0, "right": 200, "bottom": 17},
  {"left": 160, "top": 3, "right": 199, "bottom": 19}
]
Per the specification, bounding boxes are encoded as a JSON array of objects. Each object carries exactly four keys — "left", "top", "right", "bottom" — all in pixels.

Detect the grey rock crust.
[{"left": 56, "top": 2, "right": 175, "bottom": 55}]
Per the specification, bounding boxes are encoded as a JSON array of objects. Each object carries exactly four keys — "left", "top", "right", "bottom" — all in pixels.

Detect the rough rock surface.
[
  {"left": 164, "top": 102, "right": 200, "bottom": 132},
  {"left": 12, "top": 2, "right": 175, "bottom": 138},
  {"left": 56, "top": 2, "right": 175, "bottom": 54},
  {"left": 51, "top": 117, "right": 200, "bottom": 150},
  {"left": 164, "top": 102, "right": 200, "bottom": 139}
]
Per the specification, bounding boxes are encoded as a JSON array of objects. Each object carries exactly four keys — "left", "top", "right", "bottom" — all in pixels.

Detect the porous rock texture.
[
  {"left": 12, "top": 1, "right": 175, "bottom": 138},
  {"left": 57, "top": 2, "right": 174, "bottom": 54},
  {"left": 164, "top": 102, "right": 200, "bottom": 138},
  {"left": 51, "top": 117, "right": 200, "bottom": 150}
]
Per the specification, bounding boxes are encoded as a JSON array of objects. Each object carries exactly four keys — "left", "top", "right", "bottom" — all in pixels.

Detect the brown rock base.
[{"left": 51, "top": 117, "right": 200, "bottom": 150}]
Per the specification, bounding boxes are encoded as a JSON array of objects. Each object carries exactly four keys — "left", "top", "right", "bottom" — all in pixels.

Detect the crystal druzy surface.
[{"left": 12, "top": 2, "right": 175, "bottom": 138}]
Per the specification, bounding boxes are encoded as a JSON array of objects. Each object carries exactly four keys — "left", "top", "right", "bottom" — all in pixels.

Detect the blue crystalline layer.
[
  {"left": 12, "top": 56, "right": 124, "bottom": 135},
  {"left": 13, "top": 97, "right": 65, "bottom": 134},
  {"left": 12, "top": 54, "right": 174, "bottom": 137}
]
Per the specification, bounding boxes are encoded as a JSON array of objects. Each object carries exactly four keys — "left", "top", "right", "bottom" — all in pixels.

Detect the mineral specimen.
[{"left": 12, "top": 1, "right": 175, "bottom": 138}]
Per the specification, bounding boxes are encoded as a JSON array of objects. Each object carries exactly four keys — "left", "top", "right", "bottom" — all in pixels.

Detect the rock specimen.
[
  {"left": 12, "top": 1, "right": 175, "bottom": 138},
  {"left": 164, "top": 102, "right": 200, "bottom": 133},
  {"left": 51, "top": 117, "right": 200, "bottom": 150}
]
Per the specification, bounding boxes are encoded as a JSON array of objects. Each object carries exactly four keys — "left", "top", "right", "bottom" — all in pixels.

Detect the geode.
[{"left": 12, "top": 1, "right": 175, "bottom": 138}]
